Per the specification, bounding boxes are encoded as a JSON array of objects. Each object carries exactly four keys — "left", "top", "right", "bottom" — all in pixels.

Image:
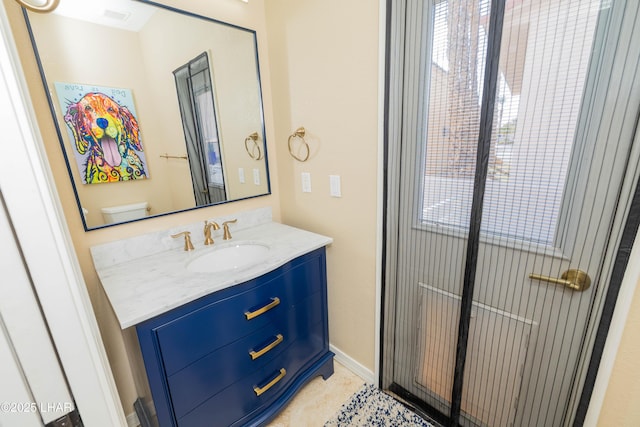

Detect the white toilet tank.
[{"left": 101, "top": 202, "right": 149, "bottom": 224}]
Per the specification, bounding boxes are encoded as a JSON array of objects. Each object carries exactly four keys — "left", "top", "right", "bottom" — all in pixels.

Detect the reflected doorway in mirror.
[{"left": 174, "top": 52, "right": 226, "bottom": 206}]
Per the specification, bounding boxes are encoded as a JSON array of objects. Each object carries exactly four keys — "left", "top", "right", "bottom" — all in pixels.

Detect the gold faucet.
[
  {"left": 203, "top": 220, "right": 220, "bottom": 245},
  {"left": 222, "top": 219, "right": 237, "bottom": 240},
  {"left": 171, "top": 231, "right": 194, "bottom": 251}
]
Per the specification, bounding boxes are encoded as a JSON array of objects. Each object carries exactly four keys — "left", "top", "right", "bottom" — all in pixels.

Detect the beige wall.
[
  {"left": 4, "top": 0, "right": 280, "bottom": 415},
  {"left": 598, "top": 275, "right": 640, "bottom": 425},
  {"left": 6, "top": 0, "right": 640, "bottom": 422},
  {"left": 265, "top": 0, "right": 380, "bottom": 371}
]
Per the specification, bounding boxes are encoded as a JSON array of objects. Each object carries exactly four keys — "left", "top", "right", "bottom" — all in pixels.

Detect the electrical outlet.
[
  {"left": 238, "top": 168, "right": 245, "bottom": 183},
  {"left": 253, "top": 169, "right": 260, "bottom": 185}
]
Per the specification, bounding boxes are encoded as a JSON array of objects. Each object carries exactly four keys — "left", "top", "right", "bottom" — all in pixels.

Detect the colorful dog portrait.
[{"left": 55, "top": 83, "right": 149, "bottom": 184}]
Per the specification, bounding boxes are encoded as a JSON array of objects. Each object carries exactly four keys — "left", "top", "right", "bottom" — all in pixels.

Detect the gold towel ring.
[
  {"left": 288, "top": 127, "right": 309, "bottom": 162},
  {"left": 244, "top": 132, "right": 263, "bottom": 160},
  {"left": 16, "top": 0, "right": 60, "bottom": 13}
]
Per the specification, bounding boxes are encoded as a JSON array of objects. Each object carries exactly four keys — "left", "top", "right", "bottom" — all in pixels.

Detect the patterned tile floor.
[{"left": 267, "top": 361, "right": 365, "bottom": 426}]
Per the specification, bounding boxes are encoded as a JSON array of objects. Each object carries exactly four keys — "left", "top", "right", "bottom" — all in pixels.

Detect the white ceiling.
[{"left": 51, "top": 0, "right": 156, "bottom": 32}]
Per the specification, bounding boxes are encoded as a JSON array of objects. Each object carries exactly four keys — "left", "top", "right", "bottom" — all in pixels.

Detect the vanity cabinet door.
[{"left": 136, "top": 248, "right": 332, "bottom": 427}]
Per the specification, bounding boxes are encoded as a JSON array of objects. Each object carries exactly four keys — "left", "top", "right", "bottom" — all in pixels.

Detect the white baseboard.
[
  {"left": 126, "top": 411, "right": 139, "bottom": 427},
  {"left": 330, "top": 344, "right": 376, "bottom": 384}
]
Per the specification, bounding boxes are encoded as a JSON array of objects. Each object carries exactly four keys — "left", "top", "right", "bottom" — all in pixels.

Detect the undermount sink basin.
[{"left": 186, "top": 242, "right": 270, "bottom": 274}]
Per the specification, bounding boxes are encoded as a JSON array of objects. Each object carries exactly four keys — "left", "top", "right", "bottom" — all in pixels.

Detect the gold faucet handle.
[
  {"left": 222, "top": 219, "right": 237, "bottom": 240},
  {"left": 203, "top": 221, "right": 220, "bottom": 245},
  {"left": 171, "top": 231, "right": 195, "bottom": 251}
]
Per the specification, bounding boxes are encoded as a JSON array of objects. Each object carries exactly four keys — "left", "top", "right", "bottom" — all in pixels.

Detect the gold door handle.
[
  {"left": 529, "top": 269, "right": 591, "bottom": 292},
  {"left": 245, "top": 297, "right": 280, "bottom": 320},
  {"left": 249, "top": 334, "right": 284, "bottom": 360},
  {"left": 254, "top": 368, "right": 286, "bottom": 396}
]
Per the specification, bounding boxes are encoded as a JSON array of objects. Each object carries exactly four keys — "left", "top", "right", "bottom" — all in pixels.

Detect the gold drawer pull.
[
  {"left": 245, "top": 297, "right": 280, "bottom": 320},
  {"left": 254, "top": 368, "right": 286, "bottom": 396},
  {"left": 529, "top": 269, "right": 591, "bottom": 292},
  {"left": 250, "top": 334, "right": 284, "bottom": 360}
]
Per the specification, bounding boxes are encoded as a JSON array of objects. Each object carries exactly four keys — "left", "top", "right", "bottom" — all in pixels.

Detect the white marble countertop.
[{"left": 92, "top": 219, "right": 332, "bottom": 329}]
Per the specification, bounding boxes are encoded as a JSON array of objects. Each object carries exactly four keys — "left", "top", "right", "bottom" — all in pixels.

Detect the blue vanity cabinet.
[{"left": 136, "top": 247, "right": 334, "bottom": 427}]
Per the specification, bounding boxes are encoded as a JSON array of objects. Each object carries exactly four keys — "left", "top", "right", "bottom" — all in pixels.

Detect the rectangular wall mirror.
[{"left": 24, "top": 0, "right": 270, "bottom": 230}]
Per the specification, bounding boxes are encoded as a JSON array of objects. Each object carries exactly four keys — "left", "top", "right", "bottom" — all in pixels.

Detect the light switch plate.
[
  {"left": 329, "top": 175, "right": 341, "bottom": 197},
  {"left": 238, "top": 168, "right": 245, "bottom": 183},
  {"left": 301, "top": 172, "right": 311, "bottom": 193},
  {"left": 253, "top": 169, "right": 260, "bottom": 185}
]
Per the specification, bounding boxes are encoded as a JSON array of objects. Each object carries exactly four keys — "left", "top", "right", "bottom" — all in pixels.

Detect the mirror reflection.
[{"left": 25, "top": 0, "right": 270, "bottom": 230}]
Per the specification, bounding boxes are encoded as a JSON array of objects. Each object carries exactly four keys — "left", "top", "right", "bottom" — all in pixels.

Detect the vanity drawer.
[
  {"left": 136, "top": 247, "right": 332, "bottom": 427},
  {"left": 168, "top": 291, "right": 324, "bottom": 419},
  {"left": 157, "top": 255, "right": 325, "bottom": 376},
  {"left": 176, "top": 321, "right": 326, "bottom": 427}
]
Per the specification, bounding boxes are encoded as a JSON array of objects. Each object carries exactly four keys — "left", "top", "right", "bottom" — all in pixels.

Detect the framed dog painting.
[{"left": 54, "top": 82, "right": 149, "bottom": 184}]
